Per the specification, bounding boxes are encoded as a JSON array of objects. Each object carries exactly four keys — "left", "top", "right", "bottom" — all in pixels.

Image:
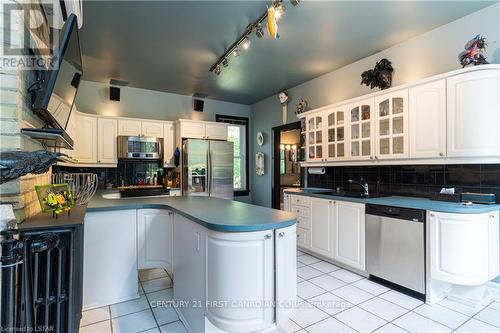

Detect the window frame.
[{"left": 216, "top": 114, "right": 250, "bottom": 196}]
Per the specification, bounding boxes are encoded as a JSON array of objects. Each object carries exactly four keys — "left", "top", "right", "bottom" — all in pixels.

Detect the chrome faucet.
[{"left": 348, "top": 178, "right": 369, "bottom": 196}]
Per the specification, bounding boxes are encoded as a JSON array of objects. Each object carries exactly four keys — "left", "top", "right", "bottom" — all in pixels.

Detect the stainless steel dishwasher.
[{"left": 365, "top": 204, "right": 426, "bottom": 295}]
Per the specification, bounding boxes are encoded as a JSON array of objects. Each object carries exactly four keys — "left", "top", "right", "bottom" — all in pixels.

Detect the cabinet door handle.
[
  {"left": 278, "top": 232, "right": 285, "bottom": 238},
  {"left": 430, "top": 213, "right": 435, "bottom": 217},
  {"left": 264, "top": 234, "right": 272, "bottom": 240},
  {"left": 439, "top": 152, "right": 444, "bottom": 157}
]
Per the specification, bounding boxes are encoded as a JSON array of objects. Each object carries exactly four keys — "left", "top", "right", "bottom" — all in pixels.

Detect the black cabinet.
[{"left": 1, "top": 206, "right": 85, "bottom": 333}]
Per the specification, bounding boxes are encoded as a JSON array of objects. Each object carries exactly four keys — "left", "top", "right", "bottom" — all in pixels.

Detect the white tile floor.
[
  {"left": 290, "top": 250, "right": 500, "bottom": 333},
  {"left": 80, "top": 253, "right": 500, "bottom": 333},
  {"left": 80, "top": 269, "right": 187, "bottom": 333}
]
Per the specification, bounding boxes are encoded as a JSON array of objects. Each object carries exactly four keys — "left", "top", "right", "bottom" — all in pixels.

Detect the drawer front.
[
  {"left": 296, "top": 216, "right": 311, "bottom": 230},
  {"left": 290, "top": 195, "right": 310, "bottom": 207},
  {"left": 291, "top": 205, "right": 310, "bottom": 219},
  {"left": 297, "top": 227, "right": 310, "bottom": 249}
]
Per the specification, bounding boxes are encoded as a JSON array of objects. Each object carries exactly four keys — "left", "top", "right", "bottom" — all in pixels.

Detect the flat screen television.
[{"left": 32, "top": 13, "right": 82, "bottom": 131}]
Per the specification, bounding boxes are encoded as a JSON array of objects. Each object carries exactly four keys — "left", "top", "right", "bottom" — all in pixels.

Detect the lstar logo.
[{"left": 2, "top": 1, "right": 58, "bottom": 70}]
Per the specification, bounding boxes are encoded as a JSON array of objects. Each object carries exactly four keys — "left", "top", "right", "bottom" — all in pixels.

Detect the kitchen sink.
[{"left": 315, "top": 191, "right": 390, "bottom": 199}]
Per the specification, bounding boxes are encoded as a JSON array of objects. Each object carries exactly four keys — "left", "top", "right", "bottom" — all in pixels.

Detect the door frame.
[{"left": 271, "top": 121, "right": 302, "bottom": 209}]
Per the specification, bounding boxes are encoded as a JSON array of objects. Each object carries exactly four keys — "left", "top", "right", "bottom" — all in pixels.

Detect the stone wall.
[{"left": 0, "top": 0, "right": 51, "bottom": 221}]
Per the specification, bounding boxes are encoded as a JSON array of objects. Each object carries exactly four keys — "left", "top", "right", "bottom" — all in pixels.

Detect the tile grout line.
[
  {"left": 298, "top": 252, "right": 429, "bottom": 332},
  {"left": 299, "top": 251, "right": 500, "bottom": 332}
]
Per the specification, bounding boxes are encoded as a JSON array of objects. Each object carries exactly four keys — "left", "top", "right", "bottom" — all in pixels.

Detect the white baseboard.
[{"left": 487, "top": 281, "right": 500, "bottom": 302}]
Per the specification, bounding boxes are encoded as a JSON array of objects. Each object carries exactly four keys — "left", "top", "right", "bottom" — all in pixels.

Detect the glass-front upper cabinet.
[
  {"left": 325, "top": 106, "right": 347, "bottom": 161},
  {"left": 374, "top": 89, "right": 409, "bottom": 159},
  {"left": 348, "top": 99, "right": 374, "bottom": 160},
  {"left": 305, "top": 113, "right": 324, "bottom": 161}
]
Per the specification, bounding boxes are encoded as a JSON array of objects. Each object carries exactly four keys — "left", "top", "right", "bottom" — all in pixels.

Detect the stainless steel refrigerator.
[{"left": 182, "top": 139, "right": 234, "bottom": 200}]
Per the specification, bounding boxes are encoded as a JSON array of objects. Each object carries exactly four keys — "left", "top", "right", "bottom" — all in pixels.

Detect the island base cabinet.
[
  {"left": 173, "top": 215, "right": 207, "bottom": 333},
  {"left": 430, "top": 211, "right": 500, "bottom": 285},
  {"left": 83, "top": 210, "right": 138, "bottom": 310},
  {"left": 137, "top": 209, "right": 173, "bottom": 270},
  {"left": 205, "top": 229, "right": 275, "bottom": 333},
  {"left": 275, "top": 225, "right": 297, "bottom": 328}
]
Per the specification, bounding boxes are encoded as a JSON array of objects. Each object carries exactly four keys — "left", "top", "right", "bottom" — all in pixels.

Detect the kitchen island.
[{"left": 84, "top": 193, "right": 297, "bottom": 333}]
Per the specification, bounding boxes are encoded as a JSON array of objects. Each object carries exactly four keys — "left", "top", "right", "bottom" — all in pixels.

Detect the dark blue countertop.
[
  {"left": 87, "top": 192, "right": 296, "bottom": 232},
  {"left": 285, "top": 188, "right": 500, "bottom": 214}
]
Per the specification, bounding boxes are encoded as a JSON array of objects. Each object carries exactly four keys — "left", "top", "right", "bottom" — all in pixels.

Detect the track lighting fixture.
[
  {"left": 232, "top": 46, "right": 241, "bottom": 57},
  {"left": 209, "top": 0, "right": 299, "bottom": 75},
  {"left": 214, "top": 65, "right": 221, "bottom": 75},
  {"left": 242, "top": 37, "right": 251, "bottom": 50},
  {"left": 255, "top": 24, "right": 264, "bottom": 39}
]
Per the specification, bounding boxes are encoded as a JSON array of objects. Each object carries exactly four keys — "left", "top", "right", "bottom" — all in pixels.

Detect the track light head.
[
  {"left": 242, "top": 37, "right": 251, "bottom": 50},
  {"left": 221, "top": 58, "right": 229, "bottom": 67},
  {"left": 255, "top": 24, "right": 264, "bottom": 38},
  {"left": 232, "top": 46, "right": 241, "bottom": 57},
  {"left": 290, "top": 0, "right": 300, "bottom": 6},
  {"left": 214, "top": 65, "right": 221, "bottom": 75}
]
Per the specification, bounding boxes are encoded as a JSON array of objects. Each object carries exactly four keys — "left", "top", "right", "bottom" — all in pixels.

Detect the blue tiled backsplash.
[{"left": 307, "top": 164, "right": 500, "bottom": 203}]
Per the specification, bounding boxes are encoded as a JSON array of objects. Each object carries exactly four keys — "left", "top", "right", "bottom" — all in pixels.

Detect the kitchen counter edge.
[{"left": 284, "top": 189, "right": 500, "bottom": 214}]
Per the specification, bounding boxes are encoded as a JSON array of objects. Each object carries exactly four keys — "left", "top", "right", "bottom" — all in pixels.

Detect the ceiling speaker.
[
  {"left": 193, "top": 99, "right": 204, "bottom": 112},
  {"left": 110, "top": 86, "right": 120, "bottom": 101}
]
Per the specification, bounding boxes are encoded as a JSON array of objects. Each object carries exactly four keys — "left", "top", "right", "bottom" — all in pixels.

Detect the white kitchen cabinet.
[
  {"left": 409, "top": 80, "right": 446, "bottom": 159},
  {"left": 205, "top": 122, "right": 228, "bottom": 140},
  {"left": 325, "top": 106, "right": 349, "bottom": 161},
  {"left": 447, "top": 70, "right": 500, "bottom": 157},
  {"left": 74, "top": 113, "right": 97, "bottom": 163},
  {"left": 296, "top": 226, "right": 310, "bottom": 250},
  {"left": 163, "top": 122, "right": 176, "bottom": 167},
  {"left": 348, "top": 99, "right": 375, "bottom": 160},
  {"left": 205, "top": 228, "right": 274, "bottom": 332},
  {"left": 137, "top": 209, "right": 173, "bottom": 270},
  {"left": 305, "top": 113, "right": 325, "bottom": 162},
  {"left": 177, "top": 120, "right": 228, "bottom": 140},
  {"left": 275, "top": 225, "right": 297, "bottom": 328},
  {"left": 310, "top": 197, "right": 334, "bottom": 258},
  {"left": 283, "top": 193, "right": 290, "bottom": 211},
  {"left": 333, "top": 201, "right": 366, "bottom": 271},
  {"left": 97, "top": 118, "right": 117, "bottom": 164},
  {"left": 83, "top": 210, "right": 138, "bottom": 309},
  {"left": 142, "top": 121, "right": 164, "bottom": 137},
  {"left": 118, "top": 119, "right": 142, "bottom": 136},
  {"left": 177, "top": 120, "right": 206, "bottom": 139},
  {"left": 429, "top": 210, "right": 500, "bottom": 285},
  {"left": 375, "top": 89, "right": 409, "bottom": 159}
]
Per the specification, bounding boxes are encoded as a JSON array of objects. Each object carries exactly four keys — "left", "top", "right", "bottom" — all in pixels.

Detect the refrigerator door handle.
[{"left": 208, "top": 147, "right": 212, "bottom": 196}]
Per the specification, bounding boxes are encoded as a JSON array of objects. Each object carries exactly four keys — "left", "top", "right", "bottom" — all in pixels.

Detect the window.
[{"left": 216, "top": 115, "right": 249, "bottom": 196}]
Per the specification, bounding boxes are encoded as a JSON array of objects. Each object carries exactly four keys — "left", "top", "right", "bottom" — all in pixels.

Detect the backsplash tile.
[{"left": 307, "top": 164, "right": 500, "bottom": 203}]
